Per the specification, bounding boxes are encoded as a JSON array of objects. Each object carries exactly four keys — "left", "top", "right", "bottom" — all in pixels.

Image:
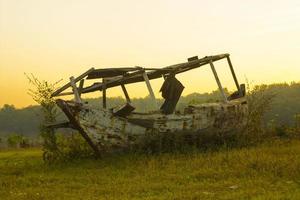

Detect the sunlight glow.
[{"left": 1, "top": 0, "right": 300, "bottom": 107}]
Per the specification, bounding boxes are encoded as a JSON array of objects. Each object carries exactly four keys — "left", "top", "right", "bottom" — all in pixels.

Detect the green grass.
[{"left": 0, "top": 139, "right": 300, "bottom": 200}]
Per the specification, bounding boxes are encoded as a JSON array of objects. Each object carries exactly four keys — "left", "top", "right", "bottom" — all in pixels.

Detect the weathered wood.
[
  {"left": 51, "top": 67, "right": 94, "bottom": 97},
  {"left": 102, "top": 79, "right": 107, "bottom": 109},
  {"left": 142, "top": 71, "right": 158, "bottom": 109},
  {"left": 56, "top": 99, "right": 101, "bottom": 158},
  {"left": 121, "top": 84, "right": 131, "bottom": 103},
  {"left": 226, "top": 55, "right": 241, "bottom": 94},
  {"left": 54, "top": 91, "right": 74, "bottom": 97},
  {"left": 75, "top": 97, "right": 247, "bottom": 149},
  {"left": 78, "top": 79, "right": 84, "bottom": 97},
  {"left": 70, "top": 76, "right": 82, "bottom": 103},
  {"left": 209, "top": 60, "right": 228, "bottom": 103},
  {"left": 87, "top": 67, "right": 175, "bottom": 79},
  {"left": 81, "top": 54, "right": 229, "bottom": 93},
  {"left": 87, "top": 67, "right": 139, "bottom": 79}
]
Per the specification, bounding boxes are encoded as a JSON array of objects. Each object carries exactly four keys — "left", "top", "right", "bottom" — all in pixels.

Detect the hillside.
[{"left": 0, "top": 139, "right": 299, "bottom": 200}]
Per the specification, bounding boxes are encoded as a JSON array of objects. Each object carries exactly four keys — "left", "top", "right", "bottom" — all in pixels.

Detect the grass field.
[{"left": 0, "top": 139, "right": 300, "bottom": 200}]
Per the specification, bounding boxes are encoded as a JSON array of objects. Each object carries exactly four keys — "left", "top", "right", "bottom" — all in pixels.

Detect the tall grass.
[{"left": 0, "top": 139, "right": 300, "bottom": 199}]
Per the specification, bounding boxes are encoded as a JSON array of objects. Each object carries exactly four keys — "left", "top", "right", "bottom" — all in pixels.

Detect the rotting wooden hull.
[{"left": 56, "top": 98, "right": 248, "bottom": 152}]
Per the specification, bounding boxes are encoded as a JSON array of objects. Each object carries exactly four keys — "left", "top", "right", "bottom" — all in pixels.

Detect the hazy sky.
[{"left": 1, "top": 0, "right": 300, "bottom": 108}]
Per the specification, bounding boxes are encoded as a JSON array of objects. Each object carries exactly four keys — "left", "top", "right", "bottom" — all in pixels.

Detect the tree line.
[{"left": 0, "top": 81, "right": 299, "bottom": 139}]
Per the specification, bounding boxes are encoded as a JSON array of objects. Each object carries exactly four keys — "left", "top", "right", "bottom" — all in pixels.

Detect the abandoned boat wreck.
[{"left": 51, "top": 53, "right": 247, "bottom": 154}]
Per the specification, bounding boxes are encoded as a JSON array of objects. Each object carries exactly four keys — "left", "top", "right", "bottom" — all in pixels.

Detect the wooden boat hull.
[{"left": 56, "top": 98, "right": 248, "bottom": 152}]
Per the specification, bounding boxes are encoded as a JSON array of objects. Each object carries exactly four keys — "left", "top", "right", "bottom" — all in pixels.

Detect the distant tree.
[
  {"left": 1, "top": 104, "right": 16, "bottom": 112},
  {"left": 295, "top": 114, "right": 300, "bottom": 131},
  {"left": 0, "top": 104, "right": 41, "bottom": 138},
  {"left": 7, "top": 133, "right": 29, "bottom": 148}
]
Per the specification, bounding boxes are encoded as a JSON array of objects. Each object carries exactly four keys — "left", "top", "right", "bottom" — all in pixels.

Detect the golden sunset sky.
[{"left": 0, "top": 0, "right": 299, "bottom": 108}]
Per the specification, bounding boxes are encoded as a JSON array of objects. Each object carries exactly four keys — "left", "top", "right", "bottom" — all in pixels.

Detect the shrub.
[
  {"left": 27, "top": 74, "right": 94, "bottom": 163},
  {"left": 243, "top": 84, "right": 275, "bottom": 144},
  {"left": 27, "top": 74, "right": 63, "bottom": 163},
  {"left": 6, "top": 133, "right": 29, "bottom": 148}
]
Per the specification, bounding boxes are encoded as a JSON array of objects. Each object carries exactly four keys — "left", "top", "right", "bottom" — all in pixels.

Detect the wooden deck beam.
[
  {"left": 70, "top": 76, "right": 82, "bottom": 103},
  {"left": 51, "top": 67, "right": 94, "bottom": 97},
  {"left": 142, "top": 72, "right": 158, "bottom": 109},
  {"left": 121, "top": 84, "right": 131, "bottom": 103},
  {"left": 102, "top": 78, "right": 107, "bottom": 109},
  {"left": 226, "top": 55, "right": 241, "bottom": 95},
  {"left": 209, "top": 60, "right": 228, "bottom": 103}
]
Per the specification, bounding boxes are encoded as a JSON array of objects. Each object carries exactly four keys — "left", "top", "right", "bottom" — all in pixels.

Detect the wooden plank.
[
  {"left": 142, "top": 72, "right": 158, "bottom": 109},
  {"left": 52, "top": 67, "right": 94, "bottom": 97},
  {"left": 54, "top": 91, "right": 74, "bottom": 97},
  {"left": 102, "top": 78, "right": 107, "bottom": 109},
  {"left": 70, "top": 76, "right": 82, "bottom": 103},
  {"left": 226, "top": 55, "right": 241, "bottom": 94},
  {"left": 78, "top": 79, "right": 84, "bottom": 97},
  {"left": 209, "top": 60, "right": 228, "bottom": 103},
  {"left": 55, "top": 99, "right": 101, "bottom": 158},
  {"left": 81, "top": 54, "right": 229, "bottom": 94},
  {"left": 121, "top": 84, "right": 131, "bottom": 103}
]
